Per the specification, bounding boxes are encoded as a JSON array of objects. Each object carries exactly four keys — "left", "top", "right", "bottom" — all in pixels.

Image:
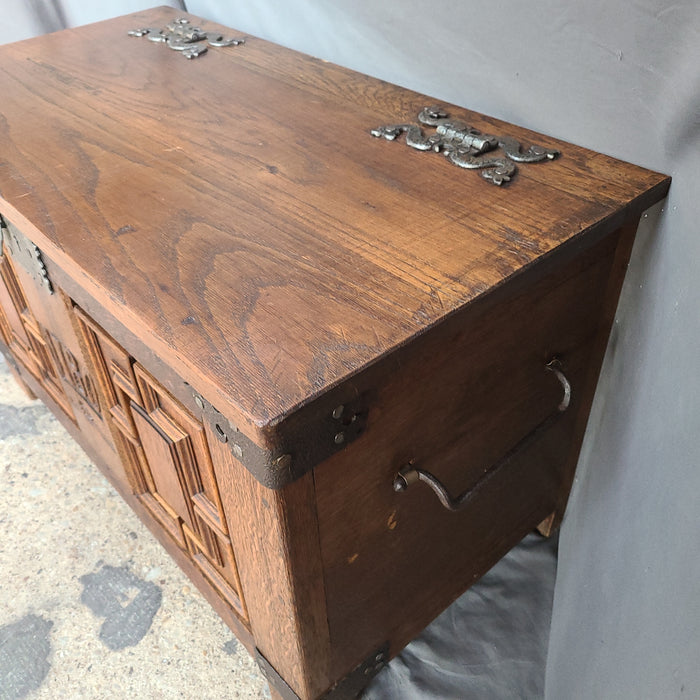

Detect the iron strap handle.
[{"left": 392, "top": 360, "right": 571, "bottom": 512}]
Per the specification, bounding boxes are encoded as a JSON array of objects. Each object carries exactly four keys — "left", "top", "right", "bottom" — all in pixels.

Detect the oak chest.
[{"left": 0, "top": 8, "right": 670, "bottom": 700}]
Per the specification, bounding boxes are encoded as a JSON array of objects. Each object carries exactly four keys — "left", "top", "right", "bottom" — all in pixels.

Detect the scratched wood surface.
[{"left": 0, "top": 7, "right": 670, "bottom": 439}]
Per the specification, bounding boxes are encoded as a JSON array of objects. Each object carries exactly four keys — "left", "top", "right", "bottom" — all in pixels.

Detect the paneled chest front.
[{"left": 0, "top": 8, "right": 669, "bottom": 700}]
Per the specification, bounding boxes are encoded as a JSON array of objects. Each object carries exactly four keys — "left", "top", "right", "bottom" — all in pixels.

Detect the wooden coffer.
[{"left": 0, "top": 8, "right": 669, "bottom": 700}]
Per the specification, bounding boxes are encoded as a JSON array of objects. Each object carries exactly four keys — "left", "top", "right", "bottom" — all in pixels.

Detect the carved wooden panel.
[
  {"left": 183, "top": 523, "right": 248, "bottom": 620},
  {"left": 131, "top": 364, "right": 247, "bottom": 620},
  {"left": 0, "top": 254, "right": 37, "bottom": 374},
  {"left": 74, "top": 308, "right": 149, "bottom": 494},
  {"left": 0, "top": 251, "right": 74, "bottom": 420},
  {"left": 24, "top": 315, "right": 78, "bottom": 420},
  {"left": 131, "top": 402, "right": 196, "bottom": 546},
  {"left": 72, "top": 307, "right": 247, "bottom": 621},
  {"left": 45, "top": 329, "right": 102, "bottom": 416}
]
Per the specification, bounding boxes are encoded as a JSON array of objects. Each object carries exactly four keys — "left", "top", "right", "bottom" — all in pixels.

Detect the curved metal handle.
[
  {"left": 546, "top": 359, "right": 571, "bottom": 412},
  {"left": 393, "top": 360, "right": 571, "bottom": 512}
]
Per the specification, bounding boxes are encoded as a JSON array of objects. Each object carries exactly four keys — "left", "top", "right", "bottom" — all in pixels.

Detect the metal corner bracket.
[
  {"left": 190, "top": 389, "right": 369, "bottom": 490},
  {"left": 256, "top": 642, "right": 389, "bottom": 700}
]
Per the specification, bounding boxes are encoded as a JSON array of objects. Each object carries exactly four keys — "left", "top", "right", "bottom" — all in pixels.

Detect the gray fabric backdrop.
[{"left": 3, "top": 2, "right": 699, "bottom": 698}]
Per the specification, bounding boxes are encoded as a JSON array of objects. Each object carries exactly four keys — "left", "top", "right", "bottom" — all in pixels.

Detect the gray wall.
[
  {"left": 3, "top": 0, "right": 184, "bottom": 42},
  {"left": 5, "top": 1, "right": 699, "bottom": 697}
]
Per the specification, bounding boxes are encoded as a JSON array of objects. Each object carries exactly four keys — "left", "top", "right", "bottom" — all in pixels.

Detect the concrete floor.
[{"left": 0, "top": 354, "right": 557, "bottom": 699}]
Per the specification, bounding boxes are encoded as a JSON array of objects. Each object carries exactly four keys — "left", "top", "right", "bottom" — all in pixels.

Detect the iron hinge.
[
  {"left": 1, "top": 215, "right": 53, "bottom": 295},
  {"left": 127, "top": 16, "right": 245, "bottom": 60},
  {"left": 371, "top": 105, "right": 559, "bottom": 186},
  {"left": 255, "top": 642, "right": 389, "bottom": 700}
]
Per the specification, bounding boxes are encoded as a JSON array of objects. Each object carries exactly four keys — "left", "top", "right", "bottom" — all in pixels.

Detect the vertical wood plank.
[{"left": 208, "top": 432, "right": 331, "bottom": 699}]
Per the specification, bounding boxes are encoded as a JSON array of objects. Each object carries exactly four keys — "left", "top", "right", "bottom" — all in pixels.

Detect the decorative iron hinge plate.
[
  {"left": 127, "top": 17, "right": 245, "bottom": 60},
  {"left": 256, "top": 643, "right": 389, "bottom": 700},
  {"left": 190, "top": 389, "right": 369, "bottom": 490},
  {"left": 371, "top": 105, "right": 559, "bottom": 186},
  {"left": 0, "top": 215, "right": 53, "bottom": 295}
]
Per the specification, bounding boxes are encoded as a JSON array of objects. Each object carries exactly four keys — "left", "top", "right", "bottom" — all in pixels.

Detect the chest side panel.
[{"left": 314, "top": 228, "right": 619, "bottom": 671}]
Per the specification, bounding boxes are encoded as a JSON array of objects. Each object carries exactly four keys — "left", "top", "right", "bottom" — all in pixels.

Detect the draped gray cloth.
[
  {"left": 364, "top": 533, "right": 558, "bottom": 699},
  {"left": 3, "top": 2, "right": 699, "bottom": 698}
]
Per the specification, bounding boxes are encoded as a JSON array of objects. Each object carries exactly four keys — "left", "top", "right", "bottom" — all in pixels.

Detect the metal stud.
[
  {"left": 214, "top": 422, "right": 228, "bottom": 443},
  {"left": 334, "top": 432, "right": 345, "bottom": 445},
  {"left": 273, "top": 454, "right": 292, "bottom": 470},
  {"left": 332, "top": 404, "right": 345, "bottom": 420}
]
